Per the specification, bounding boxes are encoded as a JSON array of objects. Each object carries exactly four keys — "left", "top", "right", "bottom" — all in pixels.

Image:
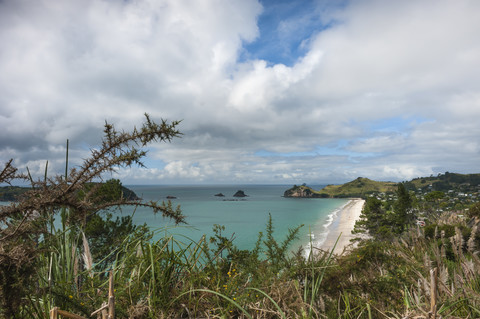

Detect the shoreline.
[{"left": 320, "top": 198, "right": 365, "bottom": 254}]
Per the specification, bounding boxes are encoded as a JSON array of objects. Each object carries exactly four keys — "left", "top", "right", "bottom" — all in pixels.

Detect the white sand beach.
[{"left": 320, "top": 198, "right": 365, "bottom": 254}]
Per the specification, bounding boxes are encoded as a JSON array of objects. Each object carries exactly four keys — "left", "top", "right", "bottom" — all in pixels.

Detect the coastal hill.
[
  {"left": 285, "top": 172, "right": 480, "bottom": 199},
  {"left": 406, "top": 172, "right": 480, "bottom": 192},
  {"left": 284, "top": 177, "right": 397, "bottom": 198},
  {"left": 320, "top": 177, "right": 397, "bottom": 198},
  {"left": 0, "top": 180, "right": 140, "bottom": 202}
]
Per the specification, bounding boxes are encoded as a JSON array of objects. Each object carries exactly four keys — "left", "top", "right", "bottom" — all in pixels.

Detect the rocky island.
[
  {"left": 283, "top": 184, "right": 327, "bottom": 198},
  {"left": 233, "top": 190, "right": 248, "bottom": 197}
]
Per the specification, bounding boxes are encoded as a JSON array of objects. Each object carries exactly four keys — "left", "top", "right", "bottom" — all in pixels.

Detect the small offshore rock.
[{"left": 233, "top": 190, "right": 248, "bottom": 197}]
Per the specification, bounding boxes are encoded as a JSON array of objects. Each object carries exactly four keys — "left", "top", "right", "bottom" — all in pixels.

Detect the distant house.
[{"left": 416, "top": 220, "right": 425, "bottom": 227}]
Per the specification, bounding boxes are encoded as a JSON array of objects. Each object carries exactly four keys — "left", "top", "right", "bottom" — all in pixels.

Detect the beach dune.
[{"left": 321, "top": 198, "right": 365, "bottom": 254}]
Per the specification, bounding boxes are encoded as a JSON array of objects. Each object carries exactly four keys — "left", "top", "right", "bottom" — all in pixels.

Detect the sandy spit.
[{"left": 320, "top": 198, "right": 365, "bottom": 254}]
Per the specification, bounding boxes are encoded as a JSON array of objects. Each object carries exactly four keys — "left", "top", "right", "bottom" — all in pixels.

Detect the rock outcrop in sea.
[
  {"left": 283, "top": 185, "right": 326, "bottom": 198},
  {"left": 233, "top": 190, "right": 248, "bottom": 197}
]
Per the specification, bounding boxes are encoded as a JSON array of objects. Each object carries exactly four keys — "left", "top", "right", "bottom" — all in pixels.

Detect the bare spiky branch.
[
  {"left": 1, "top": 114, "right": 184, "bottom": 239},
  {"left": 0, "top": 159, "right": 27, "bottom": 185}
]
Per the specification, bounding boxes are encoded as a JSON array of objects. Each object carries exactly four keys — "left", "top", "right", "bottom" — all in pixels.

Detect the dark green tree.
[
  {"left": 354, "top": 184, "right": 416, "bottom": 241},
  {"left": 424, "top": 190, "right": 445, "bottom": 202},
  {"left": 353, "top": 197, "right": 392, "bottom": 240},
  {"left": 468, "top": 202, "right": 480, "bottom": 219},
  {"left": 392, "top": 183, "right": 414, "bottom": 232}
]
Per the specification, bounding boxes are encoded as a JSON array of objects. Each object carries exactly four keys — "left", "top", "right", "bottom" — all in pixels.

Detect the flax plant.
[{"left": 303, "top": 234, "right": 339, "bottom": 317}]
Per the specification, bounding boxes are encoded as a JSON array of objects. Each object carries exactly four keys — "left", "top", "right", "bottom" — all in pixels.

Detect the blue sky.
[
  {"left": 1, "top": 0, "right": 480, "bottom": 185},
  {"left": 242, "top": 0, "right": 335, "bottom": 66}
]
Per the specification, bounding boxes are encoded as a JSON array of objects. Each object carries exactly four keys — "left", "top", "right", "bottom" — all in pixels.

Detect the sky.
[{"left": 1, "top": 0, "right": 480, "bottom": 185}]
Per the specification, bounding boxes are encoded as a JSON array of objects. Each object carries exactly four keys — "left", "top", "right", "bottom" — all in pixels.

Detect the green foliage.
[
  {"left": 353, "top": 197, "right": 392, "bottom": 239},
  {"left": 0, "top": 186, "right": 29, "bottom": 201},
  {"left": 410, "top": 172, "right": 480, "bottom": 190},
  {"left": 80, "top": 179, "right": 140, "bottom": 204},
  {"left": 83, "top": 179, "right": 124, "bottom": 204},
  {"left": 354, "top": 183, "right": 416, "bottom": 240},
  {"left": 263, "top": 213, "right": 303, "bottom": 273},
  {"left": 424, "top": 224, "right": 454, "bottom": 239},
  {"left": 85, "top": 211, "right": 150, "bottom": 268},
  {"left": 0, "top": 179, "right": 139, "bottom": 203},
  {"left": 403, "top": 181, "right": 417, "bottom": 191},
  {"left": 321, "top": 240, "right": 412, "bottom": 315},
  {"left": 468, "top": 202, "right": 480, "bottom": 219},
  {"left": 392, "top": 183, "right": 414, "bottom": 232},
  {"left": 424, "top": 190, "right": 445, "bottom": 202}
]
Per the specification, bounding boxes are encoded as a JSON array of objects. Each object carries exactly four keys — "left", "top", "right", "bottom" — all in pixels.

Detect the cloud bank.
[{"left": 1, "top": 0, "right": 480, "bottom": 185}]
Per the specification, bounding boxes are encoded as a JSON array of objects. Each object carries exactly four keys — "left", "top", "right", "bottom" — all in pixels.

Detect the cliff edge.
[{"left": 283, "top": 185, "right": 327, "bottom": 198}]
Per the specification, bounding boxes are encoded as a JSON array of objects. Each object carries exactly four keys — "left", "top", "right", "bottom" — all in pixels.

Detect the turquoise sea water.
[
  {"left": 124, "top": 185, "right": 349, "bottom": 252},
  {"left": 0, "top": 185, "right": 349, "bottom": 252}
]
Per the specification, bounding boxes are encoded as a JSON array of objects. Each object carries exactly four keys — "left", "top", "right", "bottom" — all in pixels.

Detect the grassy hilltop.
[{"left": 319, "top": 177, "right": 397, "bottom": 198}]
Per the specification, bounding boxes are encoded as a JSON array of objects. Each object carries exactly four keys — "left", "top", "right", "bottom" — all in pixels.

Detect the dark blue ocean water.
[{"left": 124, "top": 185, "right": 349, "bottom": 252}]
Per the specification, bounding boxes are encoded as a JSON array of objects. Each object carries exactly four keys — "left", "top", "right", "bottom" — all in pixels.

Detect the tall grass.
[
  {"left": 395, "top": 215, "right": 480, "bottom": 318},
  {"left": 20, "top": 205, "right": 341, "bottom": 318},
  {"left": 16, "top": 205, "right": 480, "bottom": 318}
]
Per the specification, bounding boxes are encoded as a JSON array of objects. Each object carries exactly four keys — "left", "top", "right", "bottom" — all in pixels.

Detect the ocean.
[{"left": 123, "top": 185, "right": 349, "bottom": 253}]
